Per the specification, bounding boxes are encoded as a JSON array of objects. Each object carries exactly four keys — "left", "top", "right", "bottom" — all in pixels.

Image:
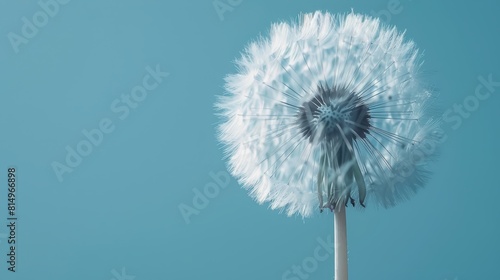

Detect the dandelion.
[{"left": 216, "top": 11, "right": 440, "bottom": 279}]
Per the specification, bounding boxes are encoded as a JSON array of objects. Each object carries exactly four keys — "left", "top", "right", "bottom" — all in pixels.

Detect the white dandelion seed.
[{"left": 216, "top": 11, "right": 440, "bottom": 279}]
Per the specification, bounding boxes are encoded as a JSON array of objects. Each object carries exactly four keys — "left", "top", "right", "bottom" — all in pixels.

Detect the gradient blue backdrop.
[{"left": 0, "top": 1, "right": 499, "bottom": 279}]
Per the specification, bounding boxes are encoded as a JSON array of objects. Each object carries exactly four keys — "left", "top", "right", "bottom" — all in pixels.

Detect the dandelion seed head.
[{"left": 216, "top": 11, "right": 440, "bottom": 217}]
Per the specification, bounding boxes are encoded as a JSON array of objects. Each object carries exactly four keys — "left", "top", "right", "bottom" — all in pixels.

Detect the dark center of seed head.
[{"left": 297, "top": 85, "right": 371, "bottom": 144}]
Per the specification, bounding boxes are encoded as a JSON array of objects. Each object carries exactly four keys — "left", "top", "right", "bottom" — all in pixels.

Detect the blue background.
[{"left": 0, "top": 1, "right": 498, "bottom": 279}]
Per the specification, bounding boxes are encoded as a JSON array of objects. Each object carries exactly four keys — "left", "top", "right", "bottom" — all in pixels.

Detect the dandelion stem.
[{"left": 334, "top": 204, "right": 348, "bottom": 280}]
